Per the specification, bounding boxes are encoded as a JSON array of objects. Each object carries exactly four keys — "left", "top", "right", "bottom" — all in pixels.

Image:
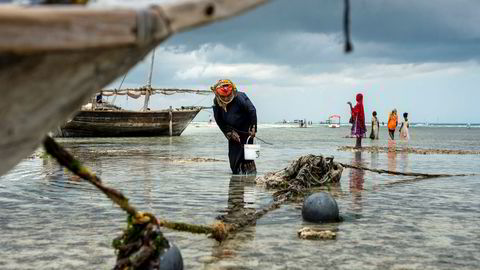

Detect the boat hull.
[{"left": 58, "top": 109, "right": 201, "bottom": 137}]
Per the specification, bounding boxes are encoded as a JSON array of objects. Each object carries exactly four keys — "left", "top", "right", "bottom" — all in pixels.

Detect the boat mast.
[{"left": 143, "top": 48, "right": 155, "bottom": 111}]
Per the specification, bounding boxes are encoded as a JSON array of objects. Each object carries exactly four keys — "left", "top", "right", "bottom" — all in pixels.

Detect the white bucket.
[{"left": 244, "top": 136, "right": 260, "bottom": 160}]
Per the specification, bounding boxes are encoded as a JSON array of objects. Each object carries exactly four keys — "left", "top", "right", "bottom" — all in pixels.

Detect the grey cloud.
[
  {"left": 163, "top": 0, "right": 480, "bottom": 65},
  {"left": 108, "top": 0, "right": 480, "bottom": 123}
]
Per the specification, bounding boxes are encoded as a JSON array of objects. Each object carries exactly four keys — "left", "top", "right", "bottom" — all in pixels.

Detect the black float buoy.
[
  {"left": 159, "top": 244, "right": 184, "bottom": 270},
  {"left": 302, "top": 192, "right": 339, "bottom": 223}
]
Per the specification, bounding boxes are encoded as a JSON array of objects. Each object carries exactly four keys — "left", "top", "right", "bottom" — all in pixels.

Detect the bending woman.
[
  {"left": 347, "top": 93, "right": 366, "bottom": 148},
  {"left": 212, "top": 79, "right": 257, "bottom": 175}
]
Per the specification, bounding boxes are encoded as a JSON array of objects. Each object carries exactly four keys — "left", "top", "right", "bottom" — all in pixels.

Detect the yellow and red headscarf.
[{"left": 211, "top": 79, "right": 237, "bottom": 111}]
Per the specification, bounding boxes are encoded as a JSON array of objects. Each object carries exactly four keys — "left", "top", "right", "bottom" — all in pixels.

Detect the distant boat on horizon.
[{"left": 326, "top": 115, "right": 341, "bottom": 128}]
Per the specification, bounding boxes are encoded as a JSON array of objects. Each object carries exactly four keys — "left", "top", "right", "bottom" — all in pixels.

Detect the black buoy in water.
[
  {"left": 160, "top": 244, "right": 184, "bottom": 270},
  {"left": 302, "top": 192, "right": 339, "bottom": 223}
]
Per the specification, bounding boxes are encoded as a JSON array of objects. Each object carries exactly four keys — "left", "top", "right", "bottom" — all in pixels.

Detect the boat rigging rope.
[
  {"left": 191, "top": 93, "right": 212, "bottom": 107},
  {"left": 227, "top": 125, "right": 274, "bottom": 145},
  {"left": 111, "top": 73, "right": 127, "bottom": 105}
]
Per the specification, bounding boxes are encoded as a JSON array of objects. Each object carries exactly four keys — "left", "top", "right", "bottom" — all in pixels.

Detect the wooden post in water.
[{"left": 169, "top": 106, "right": 173, "bottom": 137}]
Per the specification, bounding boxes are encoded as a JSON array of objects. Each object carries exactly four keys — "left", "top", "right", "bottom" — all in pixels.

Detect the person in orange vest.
[{"left": 388, "top": 109, "right": 398, "bottom": 140}]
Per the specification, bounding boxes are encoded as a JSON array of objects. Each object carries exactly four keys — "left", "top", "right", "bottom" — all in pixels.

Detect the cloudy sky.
[{"left": 105, "top": 0, "right": 480, "bottom": 123}]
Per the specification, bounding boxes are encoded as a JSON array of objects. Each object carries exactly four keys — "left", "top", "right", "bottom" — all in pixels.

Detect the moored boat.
[
  {"left": 58, "top": 106, "right": 202, "bottom": 137},
  {"left": 55, "top": 48, "right": 211, "bottom": 138}
]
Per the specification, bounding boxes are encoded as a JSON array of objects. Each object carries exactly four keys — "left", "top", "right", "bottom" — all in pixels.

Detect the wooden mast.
[{"left": 143, "top": 48, "right": 155, "bottom": 111}]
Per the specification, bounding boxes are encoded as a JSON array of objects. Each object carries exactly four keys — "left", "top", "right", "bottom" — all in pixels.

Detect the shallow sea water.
[{"left": 1, "top": 124, "right": 479, "bottom": 269}]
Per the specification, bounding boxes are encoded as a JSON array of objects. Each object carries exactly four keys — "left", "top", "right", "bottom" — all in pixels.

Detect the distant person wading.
[
  {"left": 370, "top": 111, "right": 380, "bottom": 140},
  {"left": 212, "top": 79, "right": 257, "bottom": 175},
  {"left": 399, "top": 112, "right": 410, "bottom": 141},
  {"left": 347, "top": 93, "right": 367, "bottom": 148},
  {"left": 388, "top": 109, "right": 398, "bottom": 140}
]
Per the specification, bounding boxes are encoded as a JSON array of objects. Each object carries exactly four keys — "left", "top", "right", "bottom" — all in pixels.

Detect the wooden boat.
[
  {"left": 0, "top": 0, "right": 269, "bottom": 176},
  {"left": 58, "top": 107, "right": 203, "bottom": 137},
  {"left": 58, "top": 105, "right": 202, "bottom": 137}
]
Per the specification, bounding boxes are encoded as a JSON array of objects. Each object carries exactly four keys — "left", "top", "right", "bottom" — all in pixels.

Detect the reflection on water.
[
  {"left": 1, "top": 126, "right": 480, "bottom": 269},
  {"left": 387, "top": 140, "right": 397, "bottom": 172},
  {"left": 210, "top": 175, "right": 257, "bottom": 265},
  {"left": 370, "top": 150, "right": 379, "bottom": 169},
  {"left": 400, "top": 151, "right": 409, "bottom": 173},
  {"left": 349, "top": 152, "right": 365, "bottom": 212},
  {"left": 218, "top": 175, "right": 257, "bottom": 223}
]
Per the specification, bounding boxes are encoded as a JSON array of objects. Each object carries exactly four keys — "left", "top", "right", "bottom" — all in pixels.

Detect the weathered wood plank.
[
  {"left": 0, "top": 7, "right": 139, "bottom": 52},
  {"left": 162, "top": 0, "right": 269, "bottom": 33},
  {"left": 0, "top": 0, "right": 269, "bottom": 52}
]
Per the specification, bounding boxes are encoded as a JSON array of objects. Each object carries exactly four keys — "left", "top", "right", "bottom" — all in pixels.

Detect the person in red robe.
[{"left": 347, "top": 93, "right": 366, "bottom": 148}]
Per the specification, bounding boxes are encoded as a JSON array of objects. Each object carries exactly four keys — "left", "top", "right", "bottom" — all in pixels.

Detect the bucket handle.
[{"left": 246, "top": 136, "right": 256, "bottom": 145}]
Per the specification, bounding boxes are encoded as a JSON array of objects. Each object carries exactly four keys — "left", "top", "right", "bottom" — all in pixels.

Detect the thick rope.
[
  {"left": 227, "top": 125, "right": 274, "bottom": 145},
  {"left": 339, "top": 162, "right": 476, "bottom": 178},
  {"left": 42, "top": 136, "right": 235, "bottom": 242},
  {"left": 154, "top": 155, "right": 343, "bottom": 241},
  {"left": 338, "top": 145, "right": 480, "bottom": 155},
  {"left": 43, "top": 138, "right": 473, "bottom": 244}
]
